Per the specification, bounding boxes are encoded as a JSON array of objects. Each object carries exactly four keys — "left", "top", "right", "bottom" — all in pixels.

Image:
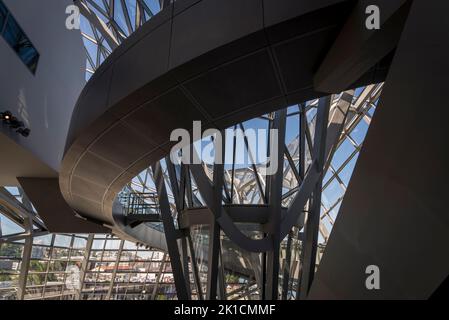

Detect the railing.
[
  {"left": 117, "top": 191, "right": 164, "bottom": 232},
  {"left": 118, "top": 191, "right": 160, "bottom": 215}
]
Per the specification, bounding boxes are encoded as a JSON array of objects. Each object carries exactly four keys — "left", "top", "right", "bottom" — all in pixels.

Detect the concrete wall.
[{"left": 0, "top": 0, "right": 85, "bottom": 171}]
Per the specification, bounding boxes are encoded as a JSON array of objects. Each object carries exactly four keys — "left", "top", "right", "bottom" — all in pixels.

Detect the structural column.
[
  {"left": 17, "top": 217, "right": 32, "bottom": 300},
  {"left": 265, "top": 110, "right": 287, "bottom": 300},
  {"left": 299, "top": 96, "right": 330, "bottom": 299},
  {"left": 206, "top": 133, "right": 225, "bottom": 300},
  {"left": 152, "top": 162, "right": 190, "bottom": 300}
]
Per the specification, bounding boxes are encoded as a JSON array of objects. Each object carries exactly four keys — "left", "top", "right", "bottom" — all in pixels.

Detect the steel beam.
[
  {"left": 180, "top": 236, "right": 192, "bottom": 297},
  {"left": 265, "top": 110, "right": 287, "bottom": 300},
  {"left": 106, "top": 239, "right": 124, "bottom": 299},
  {"left": 299, "top": 96, "right": 331, "bottom": 299},
  {"left": 187, "top": 234, "right": 204, "bottom": 300},
  {"left": 152, "top": 162, "right": 190, "bottom": 300},
  {"left": 281, "top": 231, "right": 293, "bottom": 300},
  {"left": 76, "top": 234, "right": 94, "bottom": 299},
  {"left": 17, "top": 217, "right": 32, "bottom": 300},
  {"left": 75, "top": 0, "right": 120, "bottom": 49},
  {"left": 151, "top": 252, "right": 167, "bottom": 299},
  {"left": 205, "top": 133, "right": 225, "bottom": 300}
]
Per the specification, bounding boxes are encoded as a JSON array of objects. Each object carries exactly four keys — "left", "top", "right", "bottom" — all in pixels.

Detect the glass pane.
[
  {"left": 33, "top": 234, "right": 52, "bottom": 246},
  {"left": 123, "top": 240, "right": 138, "bottom": 250},
  {"left": 92, "top": 239, "right": 105, "bottom": 250},
  {"left": 331, "top": 138, "right": 356, "bottom": 170},
  {"left": 350, "top": 119, "right": 369, "bottom": 146},
  {"left": 49, "top": 260, "right": 68, "bottom": 272},
  {"left": 72, "top": 236, "right": 87, "bottom": 249},
  {"left": 31, "top": 246, "right": 51, "bottom": 260},
  {"left": 2, "top": 14, "right": 39, "bottom": 73},
  {"left": 338, "top": 153, "right": 359, "bottom": 186},
  {"left": 54, "top": 235, "right": 72, "bottom": 248},
  {"left": 101, "top": 250, "right": 118, "bottom": 261},
  {"left": 27, "top": 273, "right": 46, "bottom": 286},
  {"left": 0, "top": 243, "right": 23, "bottom": 259},
  {"left": 104, "top": 239, "right": 121, "bottom": 250},
  {"left": 29, "top": 260, "right": 48, "bottom": 272},
  {"left": 0, "top": 213, "right": 25, "bottom": 236},
  {"left": 120, "top": 250, "right": 136, "bottom": 261},
  {"left": 322, "top": 179, "right": 345, "bottom": 209},
  {"left": 51, "top": 248, "right": 69, "bottom": 260}
]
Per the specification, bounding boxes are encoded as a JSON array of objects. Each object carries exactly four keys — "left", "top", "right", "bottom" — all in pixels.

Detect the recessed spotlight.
[
  {"left": 1, "top": 110, "right": 30, "bottom": 138},
  {"left": 1, "top": 111, "right": 12, "bottom": 121}
]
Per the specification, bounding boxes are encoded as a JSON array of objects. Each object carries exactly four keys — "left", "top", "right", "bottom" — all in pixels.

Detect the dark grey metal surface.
[
  {"left": 314, "top": 0, "right": 410, "bottom": 93},
  {"left": 18, "top": 178, "right": 109, "bottom": 233},
  {"left": 60, "top": 0, "right": 391, "bottom": 238},
  {"left": 52, "top": 0, "right": 441, "bottom": 300},
  {"left": 308, "top": 0, "right": 449, "bottom": 299}
]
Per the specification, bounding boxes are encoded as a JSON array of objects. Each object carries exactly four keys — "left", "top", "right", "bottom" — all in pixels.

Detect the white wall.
[{"left": 0, "top": 0, "right": 85, "bottom": 171}]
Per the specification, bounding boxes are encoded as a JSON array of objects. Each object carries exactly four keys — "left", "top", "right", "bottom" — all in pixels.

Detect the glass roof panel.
[{"left": 0, "top": 213, "right": 25, "bottom": 236}]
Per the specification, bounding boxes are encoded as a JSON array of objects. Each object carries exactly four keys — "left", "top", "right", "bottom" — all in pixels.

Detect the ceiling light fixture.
[
  {"left": 1, "top": 111, "right": 12, "bottom": 121},
  {"left": 1, "top": 110, "right": 31, "bottom": 137}
]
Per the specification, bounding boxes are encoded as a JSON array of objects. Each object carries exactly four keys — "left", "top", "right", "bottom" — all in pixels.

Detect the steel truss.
[
  {"left": 0, "top": 83, "right": 382, "bottom": 300},
  {"left": 75, "top": 0, "right": 173, "bottom": 78},
  {"left": 119, "top": 84, "right": 383, "bottom": 300},
  {"left": 74, "top": 2, "right": 383, "bottom": 300}
]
